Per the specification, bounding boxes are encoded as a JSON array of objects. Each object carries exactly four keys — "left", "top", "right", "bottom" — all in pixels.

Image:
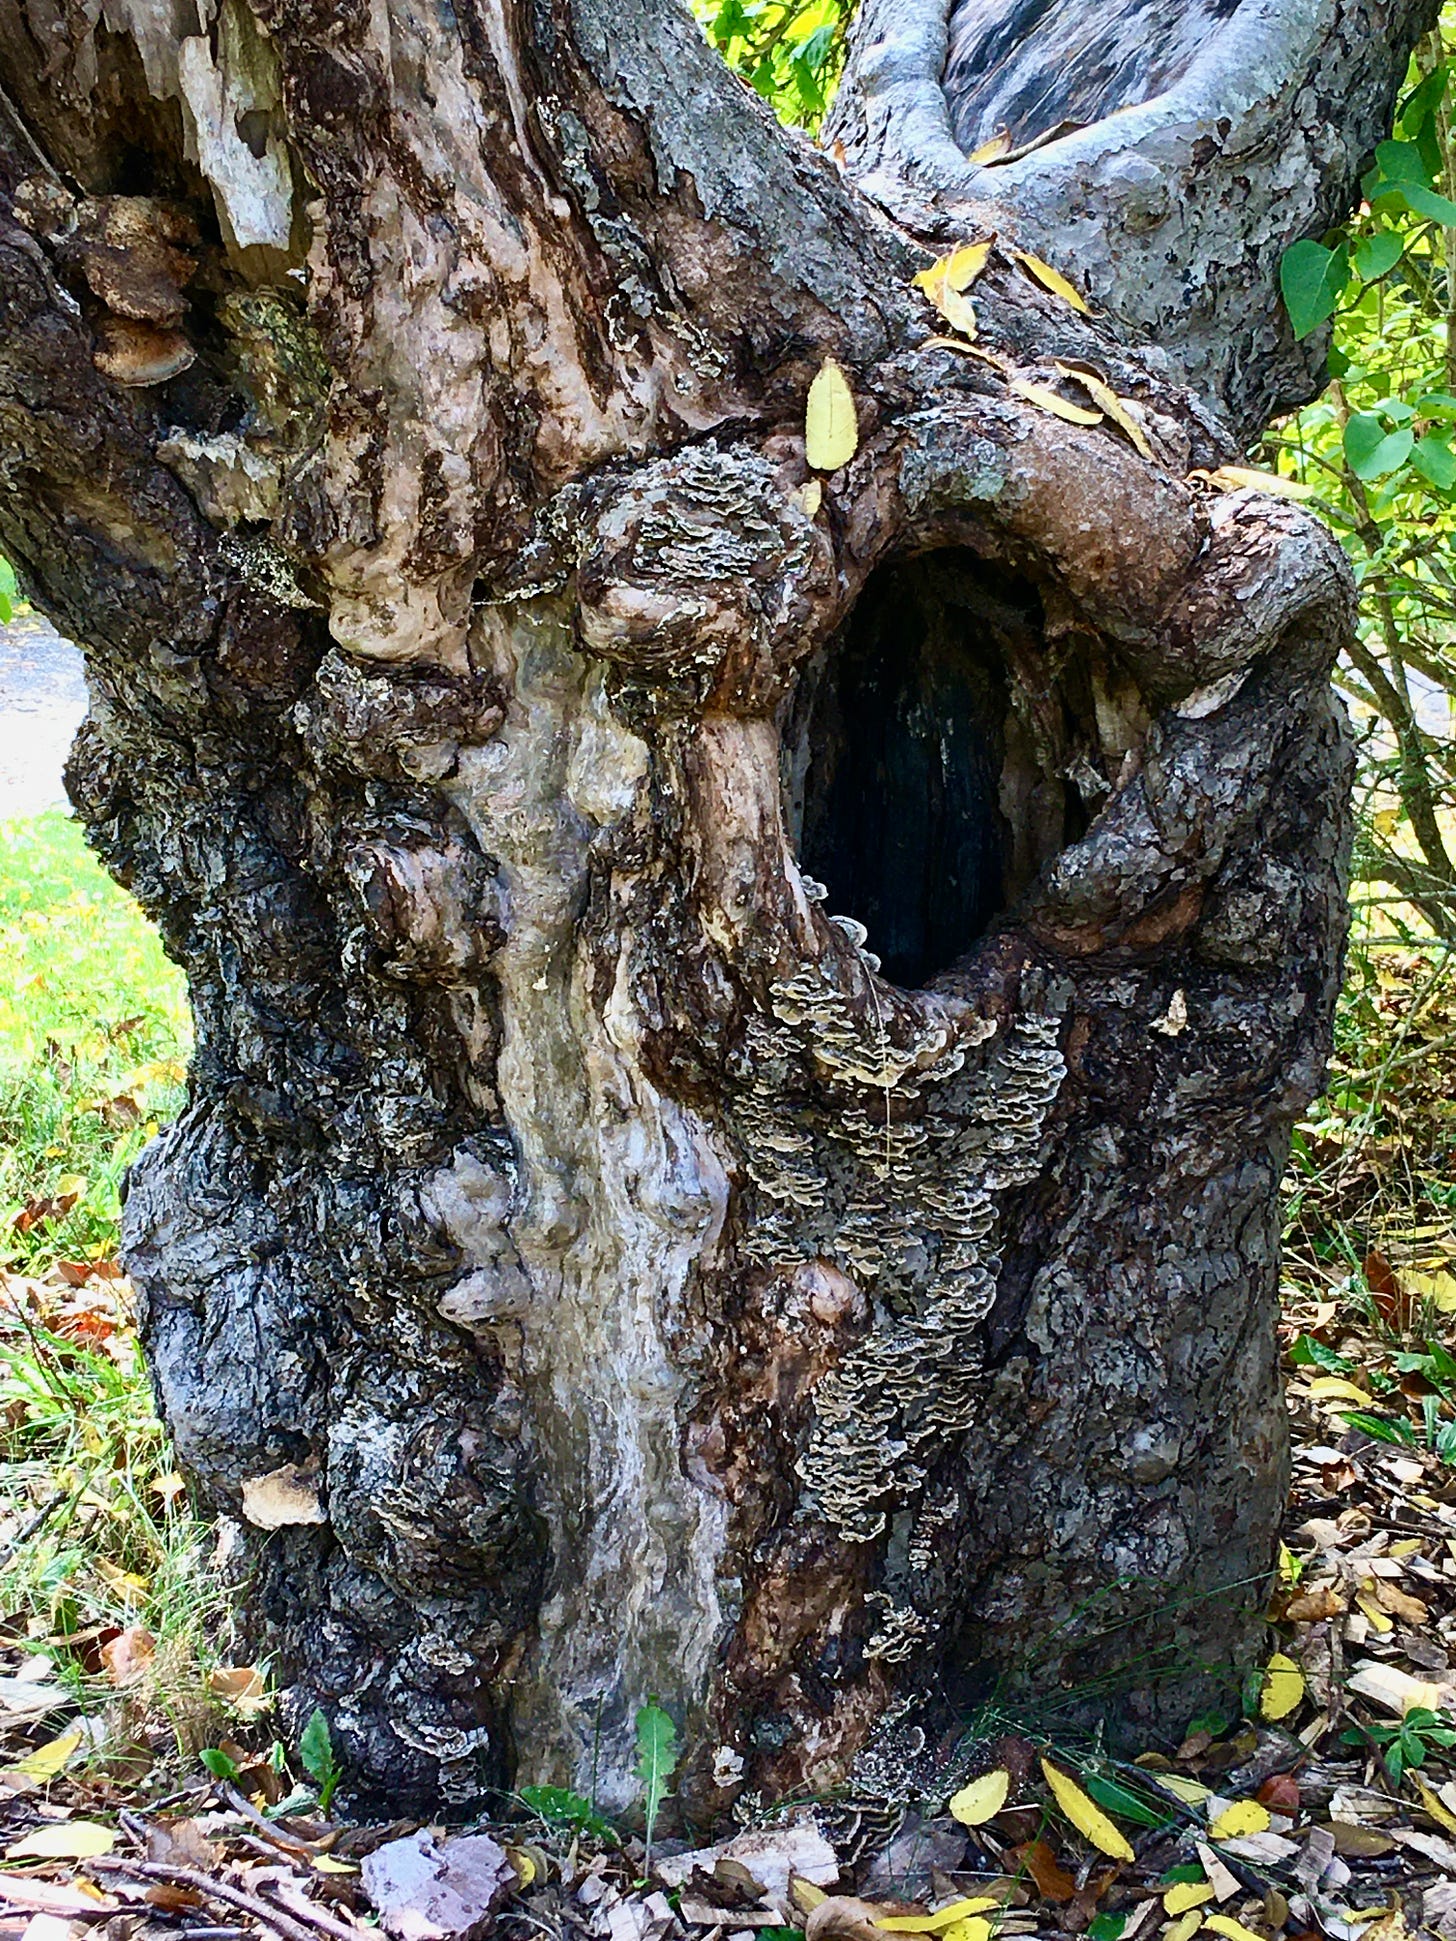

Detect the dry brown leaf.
[
  {"left": 100, "top": 1623, "right": 154, "bottom": 1686},
  {"left": 805, "top": 1897, "right": 889, "bottom": 1941},
  {"left": 1009, "top": 379, "right": 1102, "bottom": 426},
  {"left": 1053, "top": 363, "right": 1153, "bottom": 458},
  {"left": 240, "top": 1462, "right": 327, "bottom": 1529},
  {"left": 1007, "top": 1839, "right": 1075, "bottom": 1903},
  {"left": 1284, "top": 1583, "right": 1346, "bottom": 1621},
  {"left": 1372, "top": 1575, "right": 1429, "bottom": 1625}
]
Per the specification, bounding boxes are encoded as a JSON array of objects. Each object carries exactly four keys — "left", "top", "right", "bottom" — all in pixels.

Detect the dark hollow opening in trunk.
[{"left": 785, "top": 550, "right": 1052, "bottom": 988}]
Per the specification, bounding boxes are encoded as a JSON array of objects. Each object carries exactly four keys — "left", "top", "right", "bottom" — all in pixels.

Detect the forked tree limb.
[{"left": 830, "top": 0, "right": 1440, "bottom": 435}]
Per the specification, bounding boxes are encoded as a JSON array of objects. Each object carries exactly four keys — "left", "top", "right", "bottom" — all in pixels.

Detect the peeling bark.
[{"left": 0, "top": 0, "right": 1420, "bottom": 1820}]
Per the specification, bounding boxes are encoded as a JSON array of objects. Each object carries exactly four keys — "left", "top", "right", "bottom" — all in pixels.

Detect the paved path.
[{"left": 0, "top": 611, "right": 87, "bottom": 820}]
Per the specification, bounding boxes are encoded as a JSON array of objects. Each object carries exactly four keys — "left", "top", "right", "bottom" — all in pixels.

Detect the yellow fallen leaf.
[
  {"left": 1053, "top": 363, "right": 1153, "bottom": 458},
  {"left": 948, "top": 1770, "right": 1010, "bottom": 1827},
  {"left": 922, "top": 338, "right": 1007, "bottom": 371},
  {"left": 1163, "top": 1914, "right": 1204, "bottom": 1941},
  {"left": 914, "top": 241, "right": 993, "bottom": 297},
  {"left": 938, "top": 1923, "right": 991, "bottom": 1941},
  {"left": 6, "top": 1821, "right": 115, "bottom": 1860},
  {"left": 1013, "top": 250, "right": 1090, "bottom": 312},
  {"left": 936, "top": 288, "right": 979, "bottom": 338},
  {"left": 3, "top": 1730, "right": 82, "bottom": 1781},
  {"left": 1306, "top": 1376, "right": 1371, "bottom": 1404},
  {"left": 805, "top": 359, "right": 858, "bottom": 472},
  {"left": 1203, "top": 1918, "right": 1267, "bottom": 1941},
  {"left": 1209, "top": 1800, "right": 1270, "bottom": 1841},
  {"left": 1260, "top": 1652, "right": 1305, "bottom": 1722},
  {"left": 968, "top": 131, "right": 1011, "bottom": 164},
  {"left": 1148, "top": 1772, "right": 1214, "bottom": 1807},
  {"left": 1402, "top": 1268, "right": 1456, "bottom": 1312},
  {"left": 878, "top": 1900, "right": 999, "bottom": 1933},
  {"left": 1041, "top": 1757, "right": 1136, "bottom": 1862},
  {"left": 1164, "top": 1884, "right": 1214, "bottom": 1917},
  {"left": 1413, "top": 1774, "right": 1456, "bottom": 1837},
  {"left": 1356, "top": 1589, "right": 1395, "bottom": 1633},
  {"left": 1010, "top": 379, "right": 1102, "bottom": 426},
  {"left": 507, "top": 1847, "right": 536, "bottom": 1888},
  {"left": 1194, "top": 466, "right": 1315, "bottom": 500},
  {"left": 312, "top": 1855, "right": 360, "bottom": 1875},
  {"left": 793, "top": 1880, "right": 830, "bottom": 1914}
]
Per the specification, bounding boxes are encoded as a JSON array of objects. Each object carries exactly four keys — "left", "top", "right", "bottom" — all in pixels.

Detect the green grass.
[
  {"left": 0, "top": 813, "right": 223, "bottom": 1779},
  {"left": 0, "top": 811, "right": 190, "bottom": 1275}
]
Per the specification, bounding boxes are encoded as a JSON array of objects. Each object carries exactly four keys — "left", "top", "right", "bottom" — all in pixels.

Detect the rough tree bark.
[{"left": 0, "top": 0, "right": 1433, "bottom": 1819}]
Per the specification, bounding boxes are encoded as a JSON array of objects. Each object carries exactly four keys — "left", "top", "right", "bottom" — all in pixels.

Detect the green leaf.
[
  {"left": 1399, "top": 64, "right": 1450, "bottom": 138},
  {"left": 1375, "top": 138, "right": 1430, "bottom": 185},
  {"left": 298, "top": 1707, "right": 342, "bottom": 1810},
  {"left": 520, "top": 1785, "right": 617, "bottom": 1842},
  {"left": 1087, "top": 1917, "right": 1125, "bottom": 1941},
  {"left": 1289, "top": 1334, "right": 1354, "bottom": 1372},
  {"left": 1400, "top": 184, "right": 1456, "bottom": 227},
  {"left": 1416, "top": 391, "right": 1456, "bottom": 419},
  {"left": 1083, "top": 1774, "right": 1173, "bottom": 1828},
  {"left": 1280, "top": 239, "right": 1349, "bottom": 339},
  {"left": 1343, "top": 414, "right": 1415, "bottom": 481},
  {"left": 1354, "top": 231, "right": 1405, "bottom": 282},
  {"left": 1412, "top": 434, "right": 1456, "bottom": 489},
  {"left": 299, "top": 1706, "right": 333, "bottom": 1785},
  {"left": 201, "top": 1746, "right": 241, "bottom": 1782},
  {"left": 0, "top": 556, "right": 15, "bottom": 627},
  {"left": 634, "top": 1699, "right": 679, "bottom": 1861},
  {"left": 1340, "top": 1408, "right": 1418, "bottom": 1445}
]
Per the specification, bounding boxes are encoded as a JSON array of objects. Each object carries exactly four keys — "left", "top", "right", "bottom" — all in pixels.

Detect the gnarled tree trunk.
[{"left": 0, "top": 0, "right": 1432, "bottom": 1818}]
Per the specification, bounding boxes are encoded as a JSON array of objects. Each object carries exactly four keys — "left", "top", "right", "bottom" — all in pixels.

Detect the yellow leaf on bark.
[
  {"left": 1260, "top": 1653, "right": 1305, "bottom": 1722},
  {"left": 1041, "top": 1758, "right": 1136, "bottom": 1862},
  {"left": 948, "top": 1770, "right": 1010, "bottom": 1827},
  {"left": 1013, "top": 250, "right": 1090, "bottom": 311},
  {"left": 968, "top": 131, "right": 1011, "bottom": 164},
  {"left": 1163, "top": 1884, "right": 1214, "bottom": 1916},
  {"left": 1053, "top": 363, "right": 1153, "bottom": 457},
  {"left": 1010, "top": 379, "right": 1102, "bottom": 426},
  {"left": 1208, "top": 1801, "right": 1271, "bottom": 1841},
  {"left": 1195, "top": 466, "right": 1315, "bottom": 500},
  {"left": 805, "top": 360, "right": 858, "bottom": 472},
  {"left": 6, "top": 1822, "right": 116, "bottom": 1861}
]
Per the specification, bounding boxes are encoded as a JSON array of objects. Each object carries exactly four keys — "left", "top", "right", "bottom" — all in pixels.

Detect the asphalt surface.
[{"left": 0, "top": 611, "right": 87, "bottom": 820}]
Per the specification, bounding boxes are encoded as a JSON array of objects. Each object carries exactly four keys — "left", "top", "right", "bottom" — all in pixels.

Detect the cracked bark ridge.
[{"left": 0, "top": 0, "right": 1399, "bottom": 1819}]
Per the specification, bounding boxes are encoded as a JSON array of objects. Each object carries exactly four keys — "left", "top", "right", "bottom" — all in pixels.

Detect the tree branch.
[{"left": 830, "top": 0, "right": 1440, "bottom": 437}]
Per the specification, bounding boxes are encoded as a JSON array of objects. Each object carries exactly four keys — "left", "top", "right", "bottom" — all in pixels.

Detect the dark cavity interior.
[
  {"left": 784, "top": 551, "right": 1070, "bottom": 989},
  {"left": 944, "top": 0, "right": 1245, "bottom": 157}
]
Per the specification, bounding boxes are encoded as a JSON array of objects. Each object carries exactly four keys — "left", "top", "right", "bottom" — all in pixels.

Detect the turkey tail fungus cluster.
[{"left": 0, "top": 0, "right": 1434, "bottom": 1814}]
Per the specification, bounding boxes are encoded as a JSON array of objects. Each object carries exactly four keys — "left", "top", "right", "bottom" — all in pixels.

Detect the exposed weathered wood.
[{"left": 0, "top": 0, "right": 1417, "bottom": 1821}]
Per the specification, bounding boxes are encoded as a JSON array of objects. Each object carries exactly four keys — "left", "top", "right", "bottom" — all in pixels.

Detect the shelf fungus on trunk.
[{"left": 0, "top": 0, "right": 1425, "bottom": 1819}]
